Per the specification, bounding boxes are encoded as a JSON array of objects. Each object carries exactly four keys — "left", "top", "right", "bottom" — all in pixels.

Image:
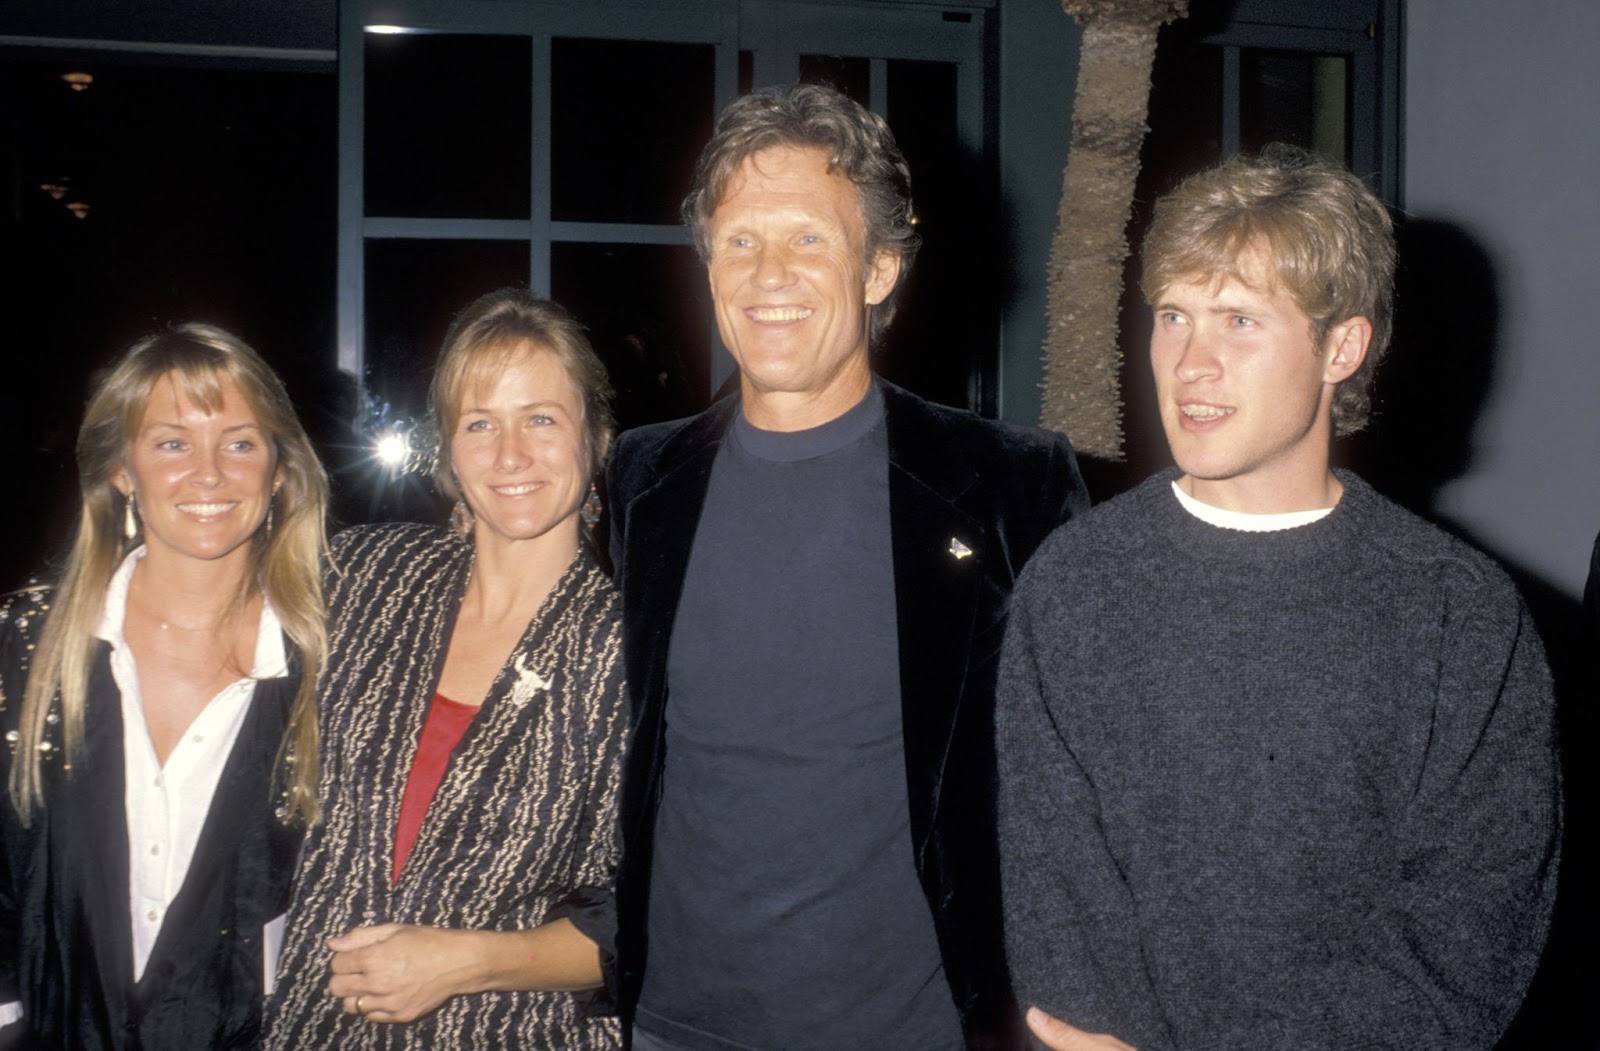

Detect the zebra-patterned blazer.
[{"left": 266, "top": 524, "right": 625, "bottom": 1050}]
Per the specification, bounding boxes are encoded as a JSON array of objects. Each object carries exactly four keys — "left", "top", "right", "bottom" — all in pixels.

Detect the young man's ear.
[{"left": 1322, "top": 316, "right": 1373, "bottom": 385}]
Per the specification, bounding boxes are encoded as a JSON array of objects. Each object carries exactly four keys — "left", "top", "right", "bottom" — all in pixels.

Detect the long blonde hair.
[{"left": 9, "top": 324, "right": 328, "bottom": 825}]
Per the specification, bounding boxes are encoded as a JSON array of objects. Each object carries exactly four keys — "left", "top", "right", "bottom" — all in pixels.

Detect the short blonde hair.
[
  {"left": 1141, "top": 145, "right": 1396, "bottom": 435},
  {"left": 429, "top": 289, "right": 615, "bottom": 501}
]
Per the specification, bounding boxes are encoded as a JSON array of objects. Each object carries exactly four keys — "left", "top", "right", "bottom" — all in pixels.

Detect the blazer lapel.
[
  {"left": 883, "top": 385, "right": 983, "bottom": 861},
  {"left": 377, "top": 543, "right": 472, "bottom": 896},
  {"left": 137, "top": 664, "right": 295, "bottom": 998},
  {"left": 616, "top": 400, "right": 732, "bottom": 839},
  {"left": 64, "top": 646, "right": 137, "bottom": 1024},
  {"left": 620, "top": 400, "right": 733, "bottom": 699}
]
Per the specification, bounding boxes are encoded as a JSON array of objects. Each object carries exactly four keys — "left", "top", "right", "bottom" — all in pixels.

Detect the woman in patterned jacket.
[{"left": 266, "top": 289, "right": 626, "bottom": 1049}]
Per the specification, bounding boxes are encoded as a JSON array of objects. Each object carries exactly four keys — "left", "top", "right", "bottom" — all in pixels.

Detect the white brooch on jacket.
[{"left": 507, "top": 653, "right": 554, "bottom": 709}]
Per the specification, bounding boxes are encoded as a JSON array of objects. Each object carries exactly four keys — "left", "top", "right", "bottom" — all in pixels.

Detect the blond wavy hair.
[
  {"left": 9, "top": 324, "right": 327, "bottom": 825},
  {"left": 1141, "top": 144, "right": 1396, "bottom": 435}
]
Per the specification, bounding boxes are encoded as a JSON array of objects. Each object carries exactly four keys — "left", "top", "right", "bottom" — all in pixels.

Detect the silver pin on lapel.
[{"left": 948, "top": 537, "right": 973, "bottom": 560}]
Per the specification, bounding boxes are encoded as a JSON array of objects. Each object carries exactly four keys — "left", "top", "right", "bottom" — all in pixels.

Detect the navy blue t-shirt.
[{"left": 637, "top": 387, "right": 963, "bottom": 1051}]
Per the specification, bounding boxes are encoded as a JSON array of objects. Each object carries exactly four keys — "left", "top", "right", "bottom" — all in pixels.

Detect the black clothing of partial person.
[{"left": 1586, "top": 529, "right": 1599, "bottom": 633}]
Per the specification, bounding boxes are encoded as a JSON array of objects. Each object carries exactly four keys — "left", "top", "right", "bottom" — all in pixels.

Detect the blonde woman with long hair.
[{"left": 0, "top": 324, "right": 326, "bottom": 1049}]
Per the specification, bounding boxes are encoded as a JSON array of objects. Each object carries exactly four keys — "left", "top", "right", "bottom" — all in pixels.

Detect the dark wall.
[{"left": 0, "top": 0, "right": 336, "bottom": 53}]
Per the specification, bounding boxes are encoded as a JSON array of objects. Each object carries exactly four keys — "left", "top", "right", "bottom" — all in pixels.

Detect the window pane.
[
  {"left": 1143, "top": 37, "right": 1225, "bottom": 191},
  {"left": 1240, "top": 50, "right": 1350, "bottom": 164},
  {"left": 551, "top": 241, "right": 711, "bottom": 429},
  {"left": 551, "top": 39, "right": 714, "bottom": 225},
  {"left": 799, "top": 54, "right": 870, "bottom": 105},
  {"left": 365, "top": 33, "right": 531, "bottom": 219},
  {"left": 881, "top": 59, "right": 977, "bottom": 409},
  {"left": 363, "top": 238, "right": 529, "bottom": 422},
  {"left": 355, "top": 238, "right": 529, "bottom": 523}
]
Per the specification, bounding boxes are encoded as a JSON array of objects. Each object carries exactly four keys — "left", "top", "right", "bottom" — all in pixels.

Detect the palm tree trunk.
[{"left": 1041, "top": 0, "right": 1188, "bottom": 459}]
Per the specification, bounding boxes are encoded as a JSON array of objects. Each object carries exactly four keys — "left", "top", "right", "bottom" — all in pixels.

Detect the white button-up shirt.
[
  {"left": 0, "top": 551, "right": 287, "bottom": 1030},
  {"left": 100, "top": 547, "right": 287, "bottom": 982}
]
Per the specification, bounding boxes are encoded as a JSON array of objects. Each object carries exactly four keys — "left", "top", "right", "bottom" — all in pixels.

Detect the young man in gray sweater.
[{"left": 996, "top": 146, "right": 1560, "bottom": 1051}]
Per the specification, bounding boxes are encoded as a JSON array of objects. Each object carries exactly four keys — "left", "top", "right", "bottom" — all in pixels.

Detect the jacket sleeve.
[
  {"left": 1041, "top": 431, "right": 1091, "bottom": 529},
  {"left": 541, "top": 610, "right": 628, "bottom": 1015},
  {"left": 0, "top": 592, "right": 38, "bottom": 1023},
  {"left": 603, "top": 433, "right": 639, "bottom": 594},
  {"left": 0, "top": 733, "right": 16, "bottom": 1015},
  {"left": 0, "top": 755, "right": 18, "bottom": 1023}
]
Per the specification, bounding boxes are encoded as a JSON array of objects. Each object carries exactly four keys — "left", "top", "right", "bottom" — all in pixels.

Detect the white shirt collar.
[
  {"left": 1170, "top": 481, "right": 1334, "bottom": 533},
  {"left": 96, "top": 545, "right": 288, "bottom": 678}
]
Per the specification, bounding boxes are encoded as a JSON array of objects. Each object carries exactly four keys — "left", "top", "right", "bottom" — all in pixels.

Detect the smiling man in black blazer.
[{"left": 604, "top": 83, "right": 1087, "bottom": 1051}]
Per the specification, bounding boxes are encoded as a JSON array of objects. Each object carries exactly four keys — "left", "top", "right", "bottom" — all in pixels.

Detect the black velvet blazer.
[
  {"left": 0, "top": 586, "right": 302, "bottom": 1051},
  {"left": 604, "top": 382, "right": 1089, "bottom": 1050}
]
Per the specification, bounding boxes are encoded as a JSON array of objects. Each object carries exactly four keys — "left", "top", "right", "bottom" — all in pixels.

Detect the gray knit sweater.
[{"left": 997, "top": 470, "right": 1559, "bottom": 1051}]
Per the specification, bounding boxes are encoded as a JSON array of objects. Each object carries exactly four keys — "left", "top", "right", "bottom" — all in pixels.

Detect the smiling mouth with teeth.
[
  {"left": 177, "top": 502, "right": 238, "bottom": 516},
  {"left": 747, "top": 307, "right": 813, "bottom": 322},
  {"left": 1180, "top": 404, "right": 1235, "bottom": 421},
  {"left": 493, "top": 483, "right": 543, "bottom": 496}
]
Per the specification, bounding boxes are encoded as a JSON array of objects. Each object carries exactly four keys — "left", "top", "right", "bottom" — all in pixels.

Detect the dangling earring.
[
  {"left": 123, "top": 491, "right": 139, "bottom": 541},
  {"left": 580, "top": 484, "right": 602, "bottom": 528},
  {"left": 450, "top": 500, "right": 474, "bottom": 537}
]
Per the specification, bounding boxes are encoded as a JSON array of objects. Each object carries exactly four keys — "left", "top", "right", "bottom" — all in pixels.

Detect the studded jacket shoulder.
[{"left": 0, "top": 584, "right": 62, "bottom": 775}]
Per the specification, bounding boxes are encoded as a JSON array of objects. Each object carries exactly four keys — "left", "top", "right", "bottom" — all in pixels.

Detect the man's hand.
[
  {"left": 1026, "top": 1006, "right": 1138, "bottom": 1051},
  {"left": 327, "top": 923, "right": 484, "bottom": 1024}
]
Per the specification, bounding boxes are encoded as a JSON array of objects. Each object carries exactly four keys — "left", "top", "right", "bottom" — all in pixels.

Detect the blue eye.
[
  {"left": 464, "top": 419, "right": 491, "bottom": 432},
  {"left": 529, "top": 414, "right": 554, "bottom": 426}
]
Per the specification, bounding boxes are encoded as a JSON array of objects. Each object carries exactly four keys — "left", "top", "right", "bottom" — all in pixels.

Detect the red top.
[{"left": 392, "top": 693, "right": 479, "bottom": 884}]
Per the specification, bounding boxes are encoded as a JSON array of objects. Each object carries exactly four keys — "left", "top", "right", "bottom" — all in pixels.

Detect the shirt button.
[
  {"left": 146, "top": 908, "right": 159, "bottom": 923},
  {"left": 192, "top": 734, "right": 204, "bottom": 744},
  {"left": 149, "top": 843, "right": 160, "bottom": 856}
]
